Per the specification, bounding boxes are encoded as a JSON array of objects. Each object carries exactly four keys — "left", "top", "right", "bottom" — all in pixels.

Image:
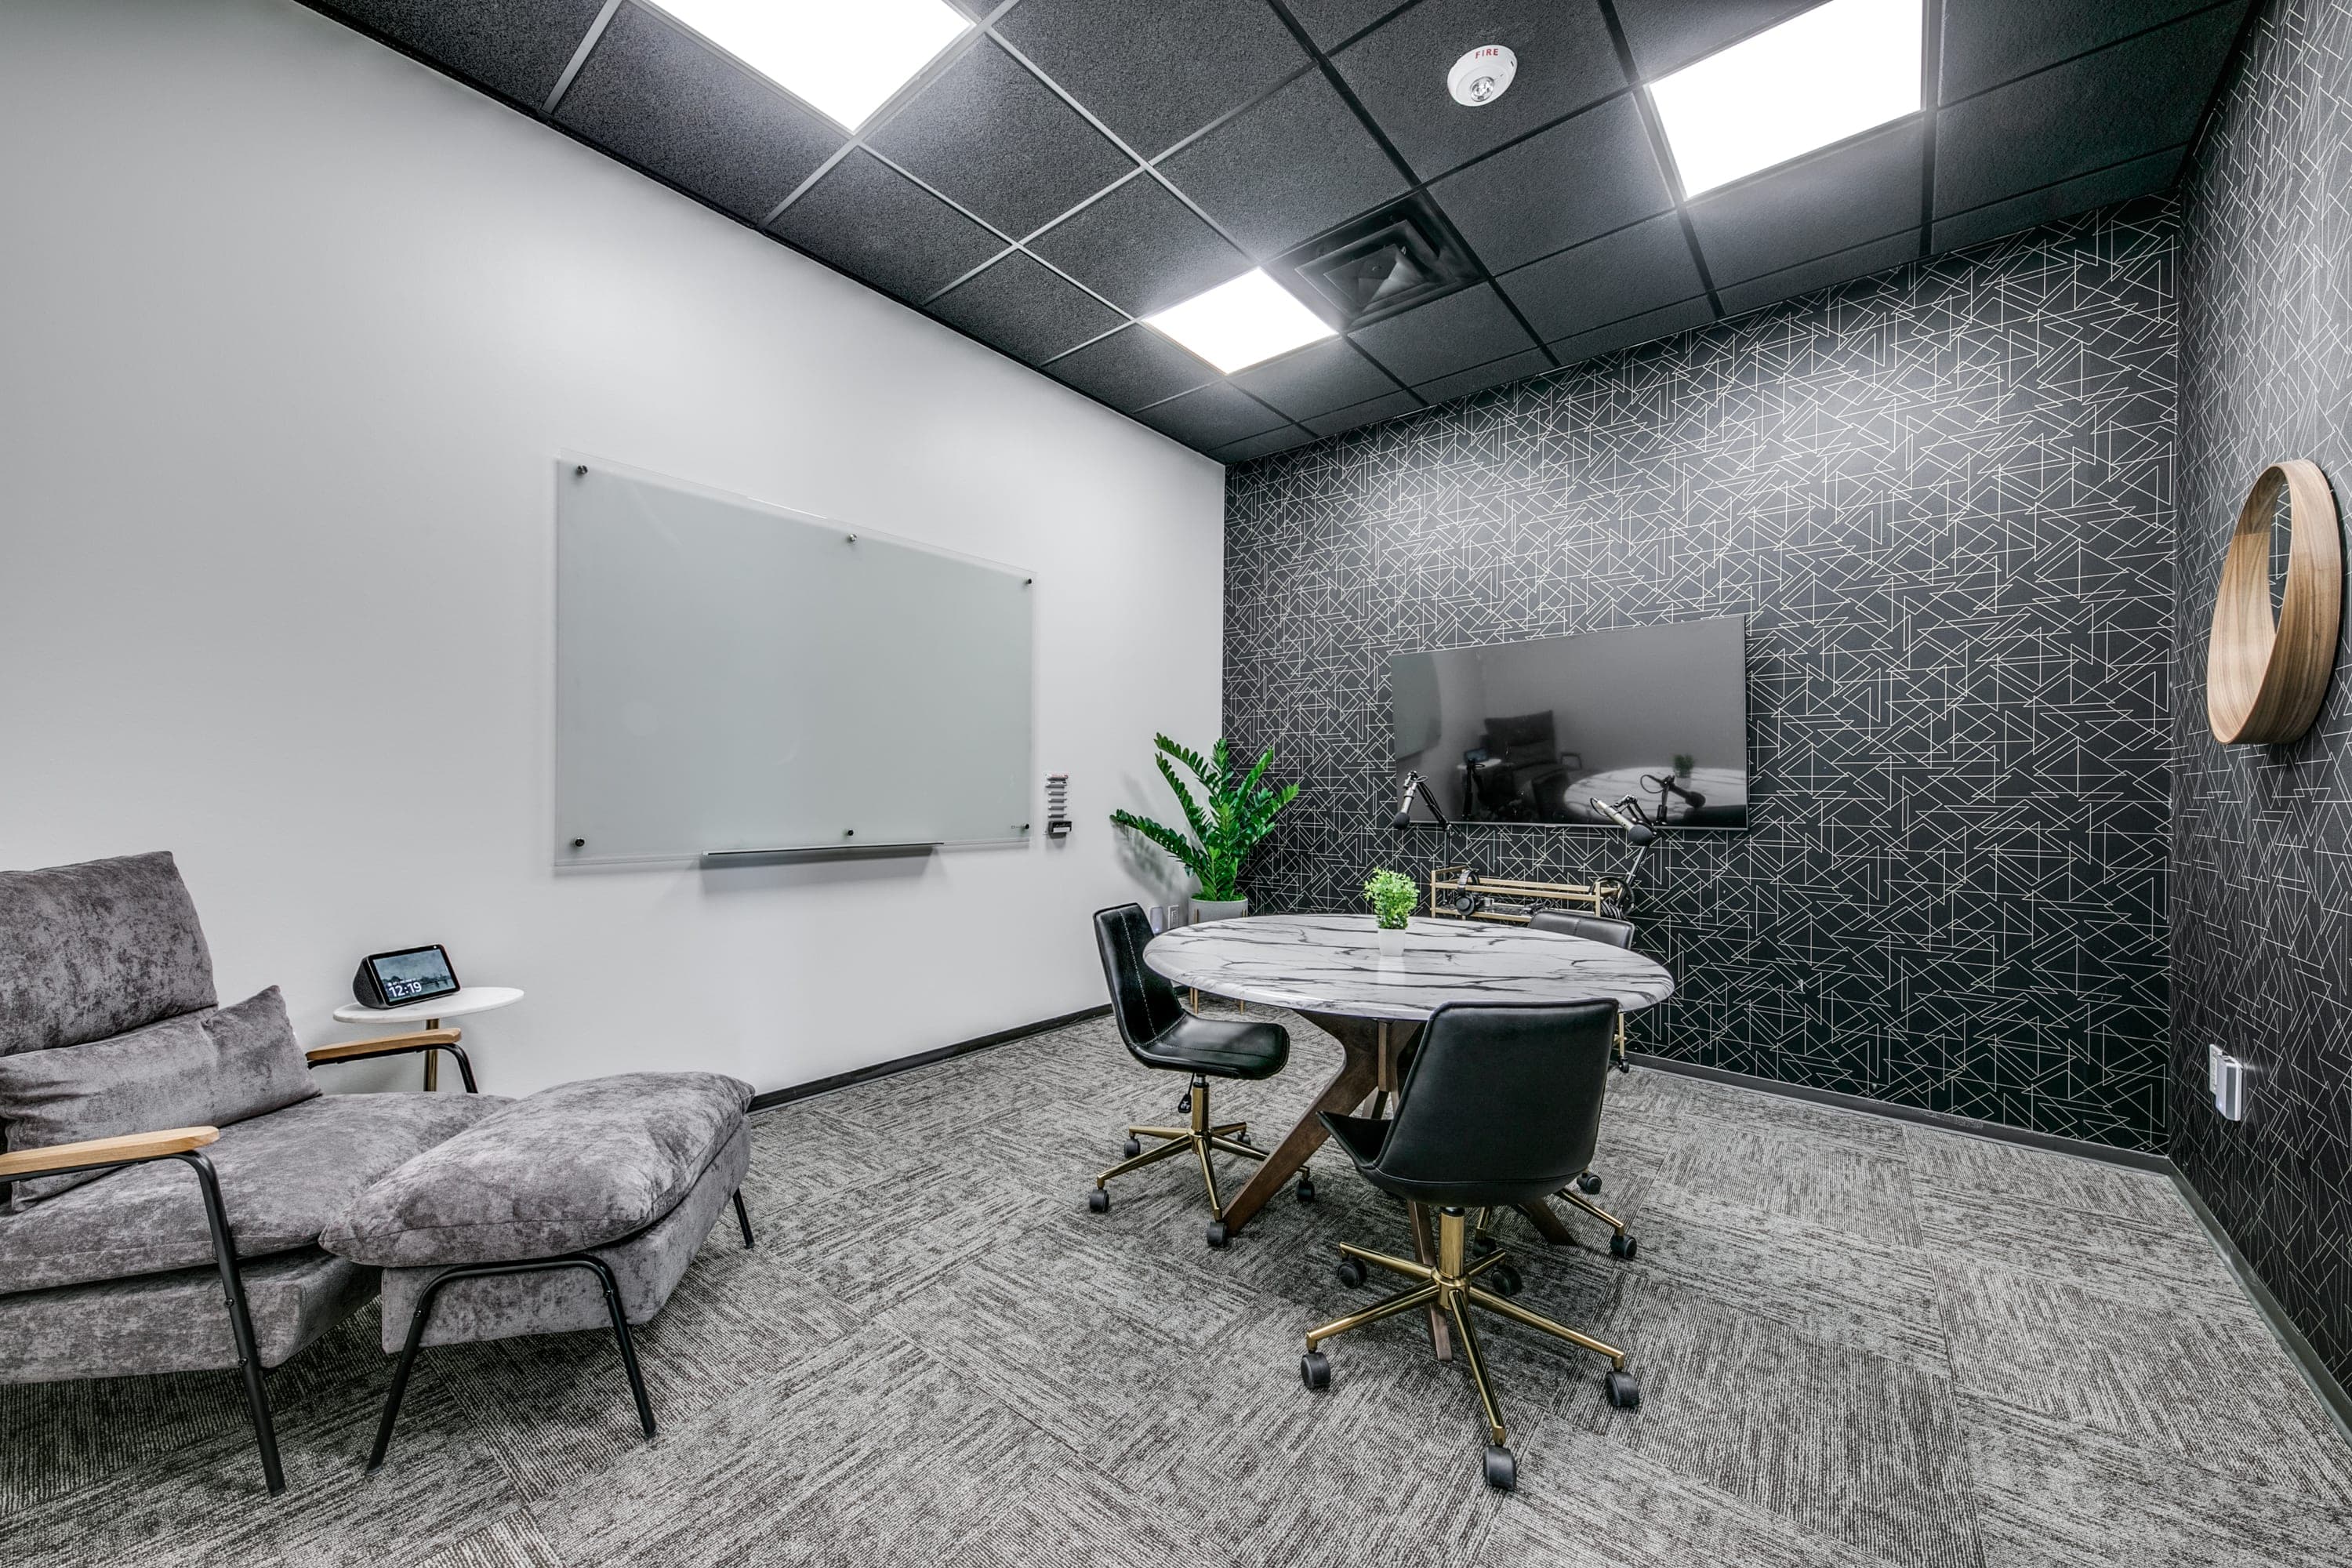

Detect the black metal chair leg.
[
  {"left": 589, "top": 1259, "right": 657, "bottom": 1440},
  {"left": 180, "top": 1152, "right": 283, "bottom": 1494},
  {"left": 731, "top": 1189, "right": 754, "bottom": 1250},
  {"left": 369, "top": 1253, "right": 661, "bottom": 1471},
  {"left": 368, "top": 1279, "right": 438, "bottom": 1472}
]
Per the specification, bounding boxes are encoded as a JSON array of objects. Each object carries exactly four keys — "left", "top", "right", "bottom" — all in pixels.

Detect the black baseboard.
[
  {"left": 1628, "top": 1047, "right": 2352, "bottom": 1447},
  {"left": 2168, "top": 1166, "right": 2352, "bottom": 1449},
  {"left": 1624, "top": 1050, "right": 2172, "bottom": 1172},
  {"left": 747, "top": 1005, "right": 1109, "bottom": 1112}
]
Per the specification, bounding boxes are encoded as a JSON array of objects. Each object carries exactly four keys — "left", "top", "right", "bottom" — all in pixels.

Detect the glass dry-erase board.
[{"left": 554, "top": 459, "right": 1034, "bottom": 865}]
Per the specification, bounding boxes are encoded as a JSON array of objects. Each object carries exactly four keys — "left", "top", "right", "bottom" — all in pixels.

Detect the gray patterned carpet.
[{"left": 5, "top": 1009, "right": 2350, "bottom": 1566}]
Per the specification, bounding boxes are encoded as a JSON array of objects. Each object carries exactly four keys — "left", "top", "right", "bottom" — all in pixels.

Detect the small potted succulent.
[{"left": 1363, "top": 867, "right": 1417, "bottom": 960}]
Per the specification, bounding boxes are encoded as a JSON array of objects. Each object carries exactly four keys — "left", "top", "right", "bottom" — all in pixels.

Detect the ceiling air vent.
[{"left": 1271, "top": 192, "right": 1479, "bottom": 333}]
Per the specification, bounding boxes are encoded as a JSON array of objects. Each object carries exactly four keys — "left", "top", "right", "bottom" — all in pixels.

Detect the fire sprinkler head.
[{"left": 1448, "top": 45, "right": 1517, "bottom": 107}]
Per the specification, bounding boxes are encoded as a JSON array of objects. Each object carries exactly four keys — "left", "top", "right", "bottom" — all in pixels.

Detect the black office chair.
[
  {"left": 1300, "top": 1000, "right": 1639, "bottom": 1490},
  {"left": 1090, "top": 904, "right": 1292, "bottom": 1247},
  {"left": 1522, "top": 908, "right": 1638, "bottom": 1250},
  {"left": 1526, "top": 909, "right": 1634, "bottom": 948}
]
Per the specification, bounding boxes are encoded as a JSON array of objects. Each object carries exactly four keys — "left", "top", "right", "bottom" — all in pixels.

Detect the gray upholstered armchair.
[{"left": 0, "top": 852, "right": 507, "bottom": 1493}]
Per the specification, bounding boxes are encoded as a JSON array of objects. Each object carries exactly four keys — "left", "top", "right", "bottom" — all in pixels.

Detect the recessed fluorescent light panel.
[
  {"left": 1145, "top": 270, "right": 1337, "bottom": 374},
  {"left": 657, "top": 0, "right": 971, "bottom": 131},
  {"left": 1648, "top": 0, "right": 1922, "bottom": 197}
]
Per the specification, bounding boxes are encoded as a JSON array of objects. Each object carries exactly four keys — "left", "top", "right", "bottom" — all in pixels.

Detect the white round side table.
[{"left": 331, "top": 985, "right": 524, "bottom": 1091}]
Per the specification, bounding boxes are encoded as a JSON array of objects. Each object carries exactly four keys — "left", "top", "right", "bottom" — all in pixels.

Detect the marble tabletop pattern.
[{"left": 1144, "top": 913, "right": 1675, "bottom": 1023}]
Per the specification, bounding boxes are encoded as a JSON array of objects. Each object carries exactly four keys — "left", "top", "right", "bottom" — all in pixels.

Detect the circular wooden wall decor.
[{"left": 2207, "top": 459, "right": 2343, "bottom": 744}]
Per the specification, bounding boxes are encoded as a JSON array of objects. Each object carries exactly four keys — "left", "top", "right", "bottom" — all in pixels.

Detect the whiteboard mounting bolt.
[{"left": 575, "top": 464, "right": 588, "bottom": 476}]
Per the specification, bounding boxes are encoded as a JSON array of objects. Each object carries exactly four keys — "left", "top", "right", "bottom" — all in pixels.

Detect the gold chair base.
[
  {"left": 1093, "top": 1074, "right": 1266, "bottom": 1215},
  {"left": 1305, "top": 1208, "right": 1628, "bottom": 1453}
]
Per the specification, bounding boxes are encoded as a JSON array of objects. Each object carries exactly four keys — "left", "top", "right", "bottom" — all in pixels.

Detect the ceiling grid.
[{"left": 307, "top": 0, "right": 2251, "bottom": 462}]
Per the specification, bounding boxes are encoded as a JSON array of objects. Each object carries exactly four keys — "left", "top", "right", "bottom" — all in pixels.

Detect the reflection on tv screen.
[{"left": 1388, "top": 615, "right": 1748, "bottom": 831}]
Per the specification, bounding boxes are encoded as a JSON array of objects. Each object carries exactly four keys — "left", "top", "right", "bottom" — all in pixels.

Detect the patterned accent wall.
[
  {"left": 1225, "top": 200, "right": 2179, "bottom": 1151},
  {"left": 2172, "top": 0, "right": 2352, "bottom": 1382}
]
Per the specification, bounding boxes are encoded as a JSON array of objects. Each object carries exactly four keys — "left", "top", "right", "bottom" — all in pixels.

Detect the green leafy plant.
[
  {"left": 1672, "top": 752, "right": 1696, "bottom": 776},
  {"left": 1109, "top": 735, "right": 1301, "bottom": 902},
  {"left": 1363, "top": 868, "right": 1417, "bottom": 930}
]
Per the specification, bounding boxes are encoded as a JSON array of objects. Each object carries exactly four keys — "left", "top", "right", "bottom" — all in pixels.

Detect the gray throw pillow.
[
  {"left": 321, "top": 1071, "right": 753, "bottom": 1268},
  {"left": 0, "top": 986, "right": 318, "bottom": 1207}
]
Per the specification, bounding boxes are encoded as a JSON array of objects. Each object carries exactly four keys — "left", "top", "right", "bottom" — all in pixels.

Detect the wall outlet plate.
[{"left": 2213, "top": 1051, "right": 2246, "bottom": 1121}]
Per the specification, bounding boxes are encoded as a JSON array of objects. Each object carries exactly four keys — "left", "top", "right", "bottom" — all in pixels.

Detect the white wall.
[{"left": 0, "top": 0, "right": 1226, "bottom": 1096}]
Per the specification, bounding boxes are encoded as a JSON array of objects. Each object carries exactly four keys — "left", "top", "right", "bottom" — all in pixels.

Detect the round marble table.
[{"left": 1145, "top": 914, "right": 1671, "bottom": 1238}]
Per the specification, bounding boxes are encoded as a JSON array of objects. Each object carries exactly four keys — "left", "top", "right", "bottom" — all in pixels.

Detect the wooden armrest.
[
  {"left": 0, "top": 1126, "right": 220, "bottom": 1181},
  {"left": 306, "top": 1028, "right": 462, "bottom": 1065}
]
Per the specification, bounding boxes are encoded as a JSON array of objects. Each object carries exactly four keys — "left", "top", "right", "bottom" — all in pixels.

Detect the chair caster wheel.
[
  {"left": 1483, "top": 1445, "right": 1516, "bottom": 1491},
  {"left": 1469, "top": 1233, "right": 1499, "bottom": 1258},
  {"left": 1610, "top": 1232, "right": 1638, "bottom": 1259},
  {"left": 1206, "top": 1221, "right": 1229, "bottom": 1249},
  {"left": 1123, "top": 1136, "right": 1142, "bottom": 1159},
  {"left": 1087, "top": 1188, "right": 1109, "bottom": 1214},
  {"left": 1335, "top": 1256, "right": 1367, "bottom": 1288},
  {"left": 1577, "top": 1172, "right": 1602, "bottom": 1194},
  {"left": 1300, "top": 1350, "right": 1330, "bottom": 1390},
  {"left": 1296, "top": 1174, "right": 1316, "bottom": 1203},
  {"left": 1604, "top": 1369, "right": 1641, "bottom": 1409},
  {"left": 1489, "top": 1263, "right": 1523, "bottom": 1297}
]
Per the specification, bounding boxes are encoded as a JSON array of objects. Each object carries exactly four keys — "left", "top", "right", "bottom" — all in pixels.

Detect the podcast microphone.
[
  {"left": 1391, "top": 770, "right": 1450, "bottom": 829},
  {"left": 1588, "top": 795, "right": 1657, "bottom": 846},
  {"left": 1645, "top": 773, "right": 1708, "bottom": 811}
]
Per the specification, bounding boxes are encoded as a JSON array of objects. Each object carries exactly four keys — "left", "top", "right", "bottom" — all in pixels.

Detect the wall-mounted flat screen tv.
[{"left": 1389, "top": 615, "right": 1748, "bottom": 830}]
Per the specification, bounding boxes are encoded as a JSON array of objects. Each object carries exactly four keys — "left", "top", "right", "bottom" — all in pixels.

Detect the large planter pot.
[
  {"left": 1191, "top": 897, "right": 1250, "bottom": 924},
  {"left": 1376, "top": 926, "right": 1408, "bottom": 960}
]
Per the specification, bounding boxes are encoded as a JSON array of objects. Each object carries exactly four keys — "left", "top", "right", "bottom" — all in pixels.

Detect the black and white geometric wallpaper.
[
  {"left": 1225, "top": 198, "right": 2180, "bottom": 1152},
  {"left": 2172, "top": 0, "right": 2352, "bottom": 1385}
]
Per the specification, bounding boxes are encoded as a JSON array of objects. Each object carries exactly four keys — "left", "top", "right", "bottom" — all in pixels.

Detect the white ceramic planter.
[
  {"left": 1191, "top": 897, "right": 1250, "bottom": 923},
  {"left": 1377, "top": 926, "right": 1408, "bottom": 959}
]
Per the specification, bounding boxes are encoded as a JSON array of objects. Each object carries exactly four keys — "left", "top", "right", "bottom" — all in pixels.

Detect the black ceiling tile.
[
  {"left": 1940, "top": 0, "right": 2234, "bottom": 103},
  {"left": 1229, "top": 338, "right": 1403, "bottom": 420},
  {"left": 769, "top": 151, "right": 1004, "bottom": 303},
  {"left": 1931, "top": 147, "right": 2184, "bottom": 253},
  {"left": 1333, "top": 0, "right": 1626, "bottom": 180},
  {"left": 1029, "top": 176, "right": 1250, "bottom": 317},
  {"left": 866, "top": 38, "right": 1132, "bottom": 238},
  {"left": 1134, "top": 383, "right": 1293, "bottom": 448},
  {"left": 1044, "top": 325, "right": 1217, "bottom": 410},
  {"left": 1933, "top": 6, "right": 2242, "bottom": 216},
  {"left": 1430, "top": 96, "right": 1671, "bottom": 274},
  {"left": 1686, "top": 119, "right": 1925, "bottom": 285},
  {"left": 1494, "top": 212, "right": 1702, "bottom": 341},
  {"left": 1348, "top": 282, "right": 1537, "bottom": 384},
  {"left": 1211, "top": 426, "right": 1320, "bottom": 463},
  {"left": 1285, "top": 0, "right": 1416, "bottom": 52},
  {"left": 1304, "top": 390, "right": 1423, "bottom": 437},
  {"left": 925, "top": 252, "right": 1125, "bottom": 363},
  {"left": 1716, "top": 232, "right": 1918, "bottom": 317},
  {"left": 554, "top": 3, "right": 842, "bottom": 223},
  {"left": 1609, "top": 0, "right": 1817, "bottom": 78},
  {"left": 322, "top": 0, "right": 606, "bottom": 107},
  {"left": 1158, "top": 73, "right": 1409, "bottom": 261},
  {"left": 996, "top": 0, "right": 1311, "bottom": 160},
  {"left": 1550, "top": 295, "right": 1714, "bottom": 364},
  {"left": 1413, "top": 347, "right": 1552, "bottom": 405}
]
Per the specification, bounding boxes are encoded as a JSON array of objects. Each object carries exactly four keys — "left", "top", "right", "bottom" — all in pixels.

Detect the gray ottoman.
[{"left": 321, "top": 1070, "right": 754, "bottom": 1465}]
